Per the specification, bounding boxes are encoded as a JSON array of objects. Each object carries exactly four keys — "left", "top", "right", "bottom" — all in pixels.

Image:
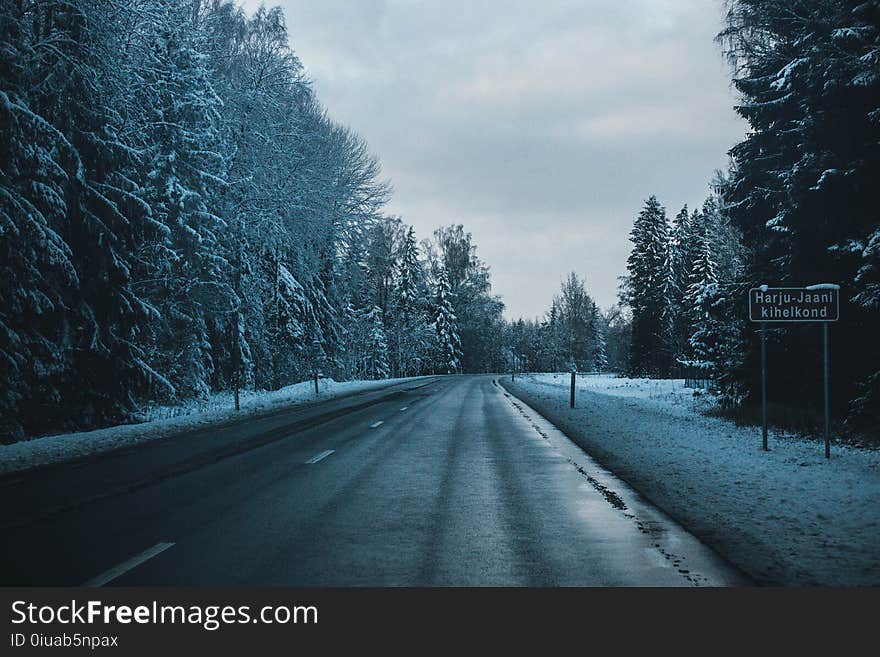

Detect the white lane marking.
[
  {"left": 305, "top": 449, "right": 335, "bottom": 465},
  {"left": 399, "top": 406, "right": 408, "bottom": 411},
  {"left": 370, "top": 421, "right": 384, "bottom": 428},
  {"left": 82, "top": 542, "right": 175, "bottom": 587}
]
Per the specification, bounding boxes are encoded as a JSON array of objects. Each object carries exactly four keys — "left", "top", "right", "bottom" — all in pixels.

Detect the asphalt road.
[{"left": 0, "top": 375, "right": 748, "bottom": 586}]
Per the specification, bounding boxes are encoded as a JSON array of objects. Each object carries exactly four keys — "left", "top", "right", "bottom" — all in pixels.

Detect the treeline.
[
  {"left": 501, "top": 273, "right": 626, "bottom": 374},
  {"left": 621, "top": 0, "right": 880, "bottom": 432},
  {"left": 0, "top": 0, "right": 505, "bottom": 441}
]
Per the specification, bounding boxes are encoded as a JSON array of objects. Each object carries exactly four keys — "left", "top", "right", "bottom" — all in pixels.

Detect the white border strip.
[
  {"left": 305, "top": 449, "right": 335, "bottom": 464},
  {"left": 82, "top": 542, "right": 175, "bottom": 587}
]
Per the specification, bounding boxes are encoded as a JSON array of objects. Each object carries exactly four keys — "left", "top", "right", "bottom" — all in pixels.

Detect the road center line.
[
  {"left": 305, "top": 449, "right": 335, "bottom": 464},
  {"left": 82, "top": 542, "right": 175, "bottom": 587},
  {"left": 370, "top": 421, "right": 384, "bottom": 428}
]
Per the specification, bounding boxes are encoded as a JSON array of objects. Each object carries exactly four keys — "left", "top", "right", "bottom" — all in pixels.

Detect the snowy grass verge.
[
  {"left": 0, "top": 377, "right": 426, "bottom": 477},
  {"left": 505, "top": 373, "right": 880, "bottom": 586}
]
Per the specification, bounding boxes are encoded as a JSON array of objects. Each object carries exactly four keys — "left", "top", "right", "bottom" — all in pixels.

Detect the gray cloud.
[{"left": 244, "top": 0, "right": 747, "bottom": 318}]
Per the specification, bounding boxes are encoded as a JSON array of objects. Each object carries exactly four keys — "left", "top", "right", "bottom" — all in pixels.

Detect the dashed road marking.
[
  {"left": 399, "top": 406, "right": 408, "bottom": 411},
  {"left": 82, "top": 542, "right": 175, "bottom": 587},
  {"left": 370, "top": 421, "right": 384, "bottom": 428},
  {"left": 305, "top": 450, "right": 335, "bottom": 464}
]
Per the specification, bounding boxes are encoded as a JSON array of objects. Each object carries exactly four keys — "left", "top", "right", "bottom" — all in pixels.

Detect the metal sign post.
[
  {"left": 761, "top": 324, "right": 768, "bottom": 451},
  {"left": 748, "top": 284, "right": 839, "bottom": 457},
  {"left": 823, "top": 323, "right": 830, "bottom": 459}
]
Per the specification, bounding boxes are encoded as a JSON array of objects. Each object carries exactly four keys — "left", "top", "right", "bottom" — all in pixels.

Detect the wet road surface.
[{"left": 1, "top": 376, "right": 748, "bottom": 586}]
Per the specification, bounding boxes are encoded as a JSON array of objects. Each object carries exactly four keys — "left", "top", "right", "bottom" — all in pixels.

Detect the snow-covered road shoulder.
[
  {"left": 0, "top": 377, "right": 427, "bottom": 477},
  {"left": 504, "top": 373, "right": 880, "bottom": 586}
]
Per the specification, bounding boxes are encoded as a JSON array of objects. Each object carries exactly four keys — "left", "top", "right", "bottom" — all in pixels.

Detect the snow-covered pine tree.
[
  {"left": 591, "top": 301, "right": 608, "bottom": 372},
  {"left": 433, "top": 268, "right": 462, "bottom": 374},
  {"left": 137, "top": 0, "right": 229, "bottom": 401},
  {"left": 304, "top": 268, "right": 337, "bottom": 379},
  {"left": 671, "top": 205, "right": 693, "bottom": 292},
  {"left": 544, "top": 299, "right": 567, "bottom": 371},
  {"left": 362, "top": 305, "right": 390, "bottom": 380},
  {"left": 670, "top": 204, "right": 699, "bottom": 362},
  {"left": 17, "top": 0, "right": 161, "bottom": 431},
  {"left": 267, "top": 253, "right": 309, "bottom": 389},
  {"left": 395, "top": 226, "right": 422, "bottom": 320},
  {"left": 623, "top": 195, "right": 674, "bottom": 377},
  {"left": 0, "top": 8, "right": 83, "bottom": 438},
  {"left": 684, "top": 216, "right": 720, "bottom": 374},
  {"left": 388, "top": 224, "right": 431, "bottom": 376}
]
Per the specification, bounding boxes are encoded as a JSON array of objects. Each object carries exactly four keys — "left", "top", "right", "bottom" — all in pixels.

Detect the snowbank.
[
  {"left": 0, "top": 377, "right": 425, "bottom": 476},
  {"left": 505, "top": 373, "right": 880, "bottom": 586}
]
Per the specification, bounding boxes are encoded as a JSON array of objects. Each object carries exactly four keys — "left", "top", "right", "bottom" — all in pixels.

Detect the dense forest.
[
  {"left": 0, "top": 0, "right": 507, "bottom": 441},
  {"left": 619, "top": 0, "right": 879, "bottom": 433},
  {"left": 2, "top": 0, "right": 878, "bottom": 442}
]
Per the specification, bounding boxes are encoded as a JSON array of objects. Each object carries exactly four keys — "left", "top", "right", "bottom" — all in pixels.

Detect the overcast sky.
[{"left": 243, "top": 0, "right": 747, "bottom": 319}]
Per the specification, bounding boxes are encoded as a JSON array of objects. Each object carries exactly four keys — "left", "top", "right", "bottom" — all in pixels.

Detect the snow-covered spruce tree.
[
  {"left": 395, "top": 226, "right": 424, "bottom": 322},
  {"left": 266, "top": 254, "right": 310, "bottom": 390},
  {"left": 623, "top": 196, "right": 674, "bottom": 377},
  {"left": 337, "top": 301, "right": 358, "bottom": 380},
  {"left": 684, "top": 217, "right": 720, "bottom": 373},
  {"left": 432, "top": 268, "right": 462, "bottom": 374},
  {"left": 671, "top": 205, "right": 693, "bottom": 293},
  {"left": 2, "top": 0, "right": 170, "bottom": 433},
  {"left": 0, "top": 2, "right": 85, "bottom": 439},
  {"left": 362, "top": 305, "right": 390, "bottom": 380},
  {"left": 134, "top": 0, "right": 230, "bottom": 402},
  {"left": 670, "top": 204, "right": 699, "bottom": 362},
  {"left": 389, "top": 224, "right": 433, "bottom": 376},
  {"left": 302, "top": 269, "right": 336, "bottom": 379},
  {"left": 591, "top": 301, "right": 608, "bottom": 372},
  {"left": 544, "top": 299, "right": 567, "bottom": 371}
]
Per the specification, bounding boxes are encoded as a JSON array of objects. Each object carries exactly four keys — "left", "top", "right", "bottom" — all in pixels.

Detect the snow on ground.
[
  {"left": 506, "top": 373, "right": 880, "bottom": 586},
  {"left": 0, "top": 377, "right": 425, "bottom": 476}
]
